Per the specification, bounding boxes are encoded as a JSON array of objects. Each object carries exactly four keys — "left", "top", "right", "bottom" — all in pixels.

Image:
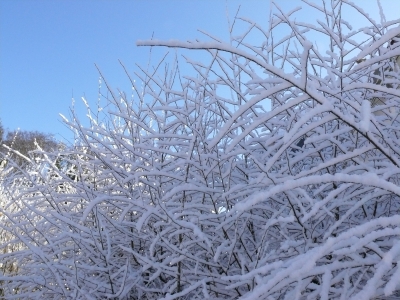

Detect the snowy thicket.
[{"left": 1, "top": 1, "right": 400, "bottom": 299}]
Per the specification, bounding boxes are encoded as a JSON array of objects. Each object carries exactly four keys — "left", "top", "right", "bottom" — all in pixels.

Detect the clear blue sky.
[{"left": 1, "top": 0, "right": 399, "bottom": 144}]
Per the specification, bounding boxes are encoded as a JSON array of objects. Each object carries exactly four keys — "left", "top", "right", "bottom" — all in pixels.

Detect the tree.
[
  {"left": 1, "top": 129, "right": 59, "bottom": 167},
  {"left": 1, "top": 0, "right": 400, "bottom": 299},
  {"left": 0, "top": 120, "right": 4, "bottom": 168},
  {"left": 0, "top": 120, "right": 4, "bottom": 143},
  {"left": 0, "top": 127, "right": 61, "bottom": 297}
]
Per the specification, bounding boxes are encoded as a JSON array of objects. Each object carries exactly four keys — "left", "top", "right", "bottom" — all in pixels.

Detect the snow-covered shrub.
[{"left": 1, "top": 0, "right": 400, "bottom": 299}]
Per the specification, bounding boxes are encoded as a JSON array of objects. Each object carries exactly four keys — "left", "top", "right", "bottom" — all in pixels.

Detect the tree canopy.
[
  {"left": 1, "top": 1, "right": 400, "bottom": 299},
  {"left": 0, "top": 124, "right": 59, "bottom": 167}
]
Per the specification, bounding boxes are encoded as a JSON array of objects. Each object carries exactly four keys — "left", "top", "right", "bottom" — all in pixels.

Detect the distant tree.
[
  {"left": 0, "top": 120, "right": 4, "bottom": 143},
  {"left": 1, "top": 129, "right": 59, "bottom": 166},
  {"left": 0, "top": 121, "right": 4, "bottom": 168}
]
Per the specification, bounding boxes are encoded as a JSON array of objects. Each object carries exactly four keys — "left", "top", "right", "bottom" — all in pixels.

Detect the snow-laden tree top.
[{"left": 1, "top": 1, "right": 400, "bottom": 299}]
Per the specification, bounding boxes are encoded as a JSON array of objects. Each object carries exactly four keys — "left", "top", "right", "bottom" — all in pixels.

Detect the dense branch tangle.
[{"left": 1, "top": 1, "right": 400, "bottom": 299}]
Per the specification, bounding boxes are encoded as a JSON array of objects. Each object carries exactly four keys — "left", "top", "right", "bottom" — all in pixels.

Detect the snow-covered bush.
[{"left": 1, "top": 0, "right": 400, "bottom": 299}]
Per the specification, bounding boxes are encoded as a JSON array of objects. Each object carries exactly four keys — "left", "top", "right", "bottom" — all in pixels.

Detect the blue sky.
[{"left": 1, "top": 0, "right": 399, "bottom": 144}]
